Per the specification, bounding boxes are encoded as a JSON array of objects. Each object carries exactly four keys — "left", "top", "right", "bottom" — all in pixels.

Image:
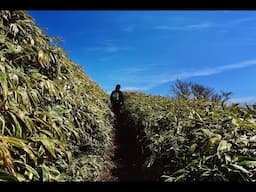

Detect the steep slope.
[
  {"left": 0, "top": 10, "right": 114, "bottom": 181},
  {"left": 2, "top": 10, "right": 256, "bottom": 182},
  {"left": 121, "top": 91, "right": 256, "bottom": 181}
]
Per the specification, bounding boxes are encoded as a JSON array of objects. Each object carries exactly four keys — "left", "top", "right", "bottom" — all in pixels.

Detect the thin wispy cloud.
[
  {"left": 155, "top": 22, "right": 214, "bottom": 31},
  {"left": 122, "top": 86, "right": 151, "bottom": 91},
  {"left": 156, "top": 59, "right": 256, "bottom": 86},
  {"left": 87, "top": 41, "right": 134, "bottom": 53},
  {"left": 98, "top": 55, "right": 116, "bottom": 62},
  {"left": 155, "top": 16, "right": 256, "bottom": 32},
  {"left": 110, "top": 63, "right": 164, "bottom": 75},
  {"left": 123, "top": 25, "right": 136, "bottom": 32},
  {"left": 117, "top": 59, "right": 256, "bottom": 92},
  {"left": 31, "top": 11, "right": 256, "bottom": 100},
  {"left": 87, "top": 46, "right": 120, "bottom": 53},
  {"left": 230, "top": 17, "right": 256, "bottom": 24},
  {"left": 122, "top": 67, "right": 146, "bottom": 75}
]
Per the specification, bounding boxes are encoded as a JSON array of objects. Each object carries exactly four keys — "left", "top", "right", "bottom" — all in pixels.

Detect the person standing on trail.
[{"left": 110, "top": 84, "right": 124, "bottom": 116}]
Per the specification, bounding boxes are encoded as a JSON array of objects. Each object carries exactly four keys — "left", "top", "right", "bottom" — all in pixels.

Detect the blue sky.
[{"left": 28, "top": 11, "right": 256, "bottom": 104}]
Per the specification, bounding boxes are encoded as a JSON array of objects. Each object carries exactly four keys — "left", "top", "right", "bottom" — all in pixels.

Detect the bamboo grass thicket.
[
  {"left": 1, "top": 10, "right": 256, "bottom": 182},
  {"left": 122, "top": 91, "right": 256, "bottom": 181},
  {"left": 0, "top": 10, "right": 114, "bottom": 181}
]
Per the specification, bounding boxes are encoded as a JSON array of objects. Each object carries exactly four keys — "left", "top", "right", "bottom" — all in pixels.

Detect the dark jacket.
[{"left": 110, "top": 90, "right": 124, "bottom": 105}]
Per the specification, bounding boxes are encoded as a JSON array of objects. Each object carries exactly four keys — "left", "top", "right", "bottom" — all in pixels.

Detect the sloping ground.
[
  {"left": 110, "top": 113, "right": 145, "bottom": 181},
  {"left": 2, "top": 10, "right": 256, "bottom": 183},
  {"left": 0, "top": 10, "right": 114, "bottom": 181},
  {"left": 121, "top": 91, "right": 256, "bottom": 181},
  {"left": 95, "top": 112, "right": 145, "bottom": 182}
]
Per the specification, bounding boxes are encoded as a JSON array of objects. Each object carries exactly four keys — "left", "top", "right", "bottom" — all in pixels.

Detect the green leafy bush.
[
  {"left": 0, "top": 10, "right": 114, "bottom": 181},
  {"left": 122, "top": 91, "right": 256, "bottom": 181}
]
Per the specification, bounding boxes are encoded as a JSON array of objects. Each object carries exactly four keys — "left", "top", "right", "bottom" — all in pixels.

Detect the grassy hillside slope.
[
  {"left": 122, "top": 91, "right": 256, "bottom": 181},
  {"left": 0, "top": 10, "right": 114, "bottom": 181},
  {"left": 2, "top": 10, "right": 256, "bottom": 182}
]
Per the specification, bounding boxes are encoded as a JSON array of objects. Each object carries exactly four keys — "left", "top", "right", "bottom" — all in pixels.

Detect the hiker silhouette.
[{"left": 110, "top": 84, "right": 124, "bottom": 117}]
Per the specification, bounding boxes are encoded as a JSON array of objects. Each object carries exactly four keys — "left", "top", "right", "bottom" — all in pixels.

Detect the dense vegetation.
[
  {"left": 122, "top": 92, "right": 256, "bottom": 181},
  {"left": 1, "top": 10, "right": 256, "bottom": 182},
  {"left": 0, "top": 10, "right": 114, "bottom": 181}
]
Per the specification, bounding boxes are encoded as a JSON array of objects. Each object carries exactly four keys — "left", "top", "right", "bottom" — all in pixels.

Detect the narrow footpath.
[
  {"left": 97, "top": 113, "right": 146, "bottom": 181},
  {"left": 111, "top": 113, "right": 145, "bottom": 181}
]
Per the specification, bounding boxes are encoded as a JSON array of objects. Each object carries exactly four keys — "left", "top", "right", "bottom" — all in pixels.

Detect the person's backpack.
[{"left": 112, "top": 91, "right": 120, "bottom": 104}]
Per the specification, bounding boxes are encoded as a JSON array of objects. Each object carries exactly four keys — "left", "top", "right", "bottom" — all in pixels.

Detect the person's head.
[{"left": 115, "top": 84, "right": 121, "bottom": 90}]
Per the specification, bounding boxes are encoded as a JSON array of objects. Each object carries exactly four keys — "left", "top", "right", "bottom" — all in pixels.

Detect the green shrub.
[
  {"left": 122, "top": 91, "right": 256, "bottom": 181},
  {"left": 0, "top": 10, "right": 114, "bottom": 181}
]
